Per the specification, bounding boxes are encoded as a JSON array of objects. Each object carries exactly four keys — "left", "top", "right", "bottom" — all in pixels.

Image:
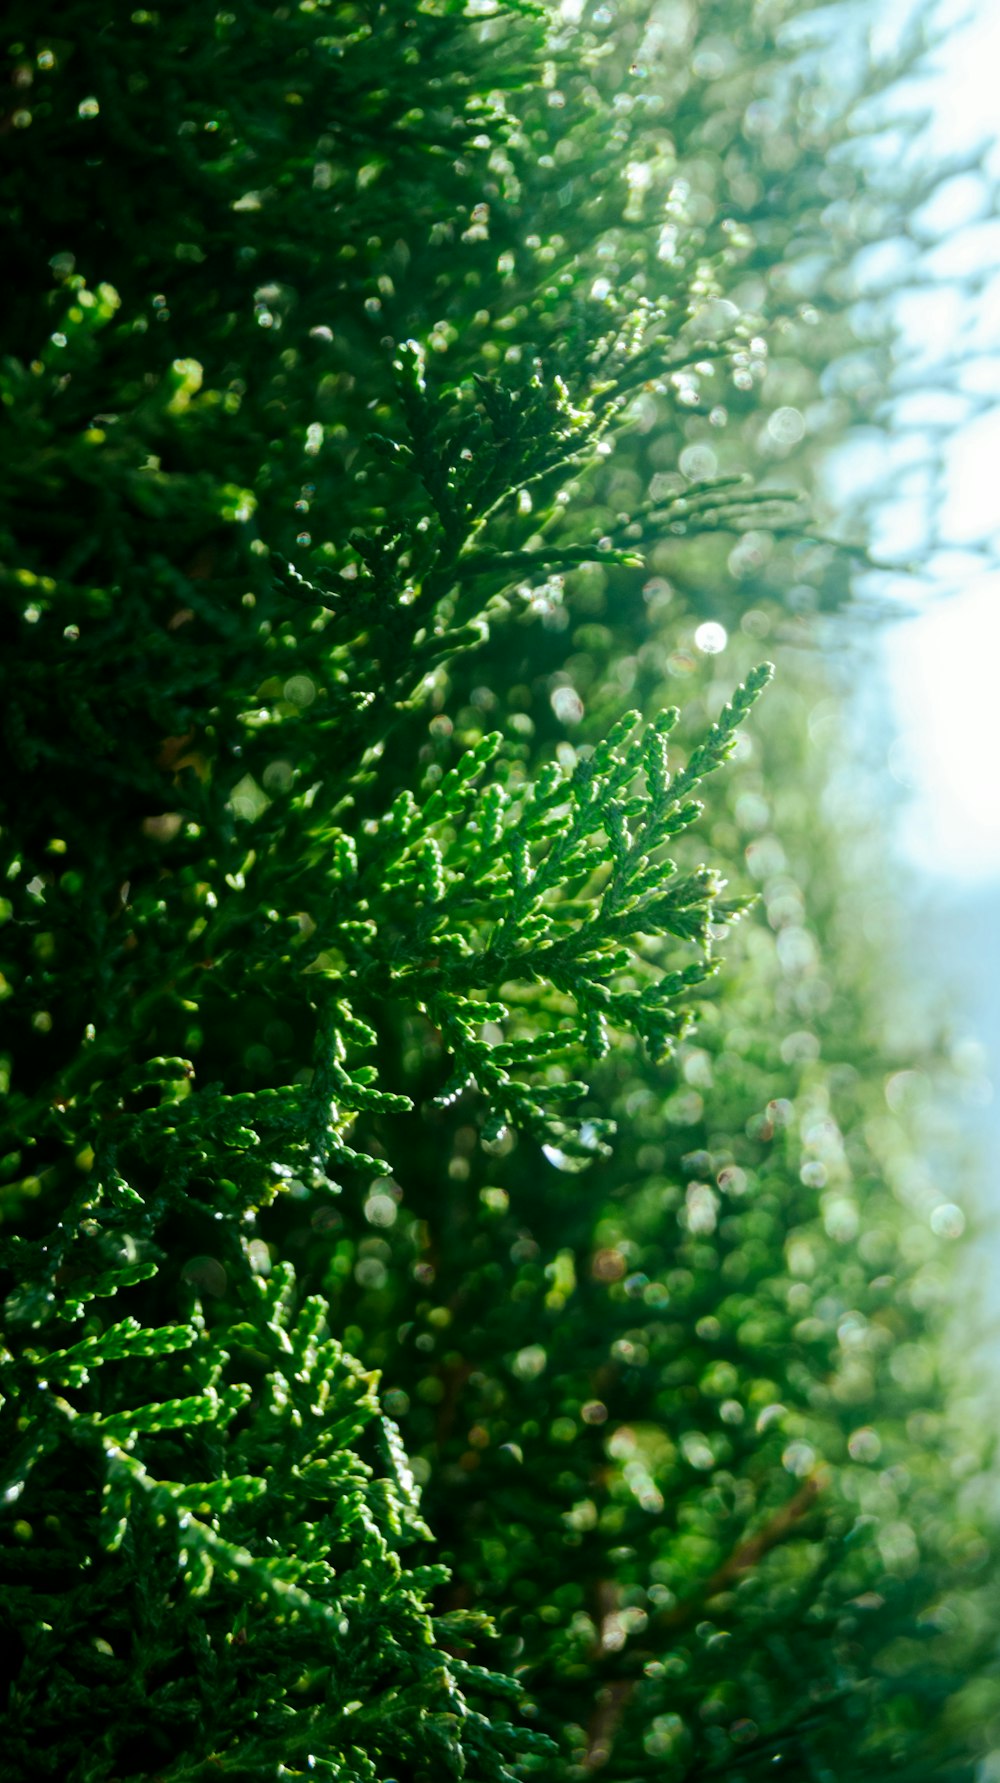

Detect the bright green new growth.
[
  {"left": 300, "top": 660, "right": 771, "bottom": 1162},
  {"left": 0, "top": 1, "right": 993, "bottom": 1780}
]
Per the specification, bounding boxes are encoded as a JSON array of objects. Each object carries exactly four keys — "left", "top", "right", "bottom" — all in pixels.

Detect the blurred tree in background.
[{"left": 1, "top": 2, "right": 996, "bottom": 1780}]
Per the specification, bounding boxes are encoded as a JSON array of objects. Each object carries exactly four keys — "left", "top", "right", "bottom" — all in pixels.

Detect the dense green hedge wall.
[{"left": 1, "top": 3, "right": 994, "bottom": 1780}]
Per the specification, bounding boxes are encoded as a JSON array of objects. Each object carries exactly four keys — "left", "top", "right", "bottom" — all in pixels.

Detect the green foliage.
[
  {"left": 382, "top": 676, "right": 994, "bottom": 1778},
  {"left": 3, "top": 1256, "right": 543, "bottom": 1781},
  {"left": 0, "top": 2, "right": 994, "bottom": 1780}
]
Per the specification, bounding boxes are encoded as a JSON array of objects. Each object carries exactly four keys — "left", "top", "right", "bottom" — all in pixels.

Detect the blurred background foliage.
[{"left": 1, "top": 1, "right": 997, "bottom": 1779}]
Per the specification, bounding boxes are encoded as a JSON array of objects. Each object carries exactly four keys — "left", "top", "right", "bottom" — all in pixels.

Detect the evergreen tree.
[{"left": 1, "top": 4, "right": 993, "bottom": 1781}]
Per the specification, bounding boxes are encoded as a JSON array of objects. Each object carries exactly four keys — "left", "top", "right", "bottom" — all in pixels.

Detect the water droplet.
[
  {"left": 782, "top": 1439, "right": 816, "bottom": 1477},
  {"left": 767, "top": 405, "right": 805, "bottom": 446},
  {"left": 550, "top": 685, "right": 584, "bottom": 725},
  {"left": 930, "top": 1202, "right": 965, "bottom": 1238},
  {"left": 848, "top": 1427, "right": 882, "bottom": 1462},
  {"left": 694, "top": 621, "right": 727, "bottom": 655},
  {"left": 679, "top": 443, "right": 718, "bottom": 480},
  {"left": 686, "top": 298, "right": 739, "bottom": 340},
  {"left": 511, "top": 1344, "right": 547, "bottom": 1381}
]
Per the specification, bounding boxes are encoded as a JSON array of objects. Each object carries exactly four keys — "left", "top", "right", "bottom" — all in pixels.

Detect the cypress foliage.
[{"left": 0, "top": 4, "right": 992, "bottom": 1781}]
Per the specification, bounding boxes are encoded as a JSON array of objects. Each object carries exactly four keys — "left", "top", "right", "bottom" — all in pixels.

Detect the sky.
[
  {"left": 856, "top": 0, "right": 1000, "bottom": 1311},
  {"left": 872, "top": 0, "right": 1000, "bottom": 883}
]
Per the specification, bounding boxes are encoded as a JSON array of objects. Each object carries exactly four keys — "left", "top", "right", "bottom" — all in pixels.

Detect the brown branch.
[
  {"left": 654, "top": 1470, "right": 826, "bottom": 1637},
  {"left": 582, "top": 1472, "right": 826, "bottom": 1771}
]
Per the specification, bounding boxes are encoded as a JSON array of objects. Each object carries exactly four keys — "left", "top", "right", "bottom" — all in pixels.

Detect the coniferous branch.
[{"left": 0, "top": 2, "right": 992, "bottom": 1780}]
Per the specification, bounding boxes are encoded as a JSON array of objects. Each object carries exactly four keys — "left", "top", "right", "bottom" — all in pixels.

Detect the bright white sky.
[{"left": 873, "top": 0, "right": 1000, "bottom": 882}]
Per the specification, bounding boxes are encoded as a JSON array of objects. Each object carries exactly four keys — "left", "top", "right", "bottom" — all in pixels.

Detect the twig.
[{"left": 582, "top": 1474, "right": 826, "bottom": 1771}]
